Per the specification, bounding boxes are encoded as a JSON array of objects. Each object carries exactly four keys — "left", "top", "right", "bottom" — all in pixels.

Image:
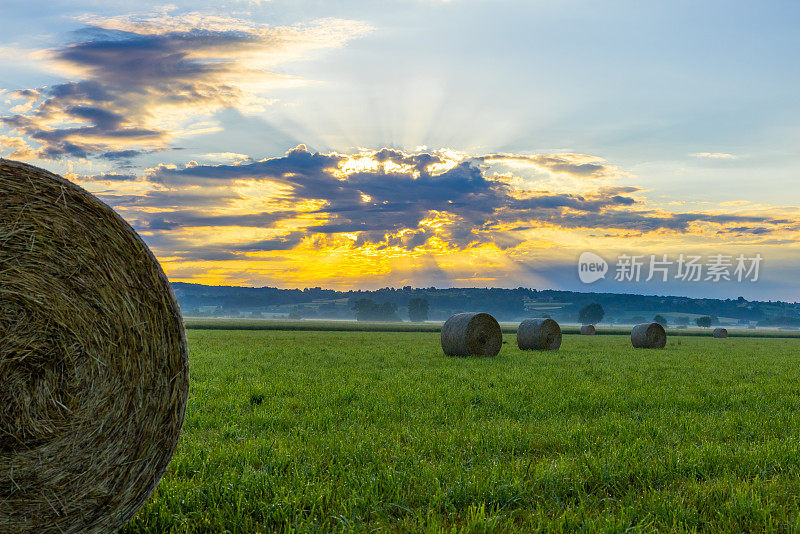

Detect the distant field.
[
  {"left": 184, "top": 317, "right": 800, "bottom": 338},
  {"left": 124, "top": 331, "right": 800, "bottom": 532}
]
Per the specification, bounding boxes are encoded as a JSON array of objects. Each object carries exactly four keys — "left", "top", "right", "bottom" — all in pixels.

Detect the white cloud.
[
  {"left": 692, "top": 152, "right": 736, "bottom": 159},
  {"left": 2, "top": 12, "right": 371, "bottom": 160}
]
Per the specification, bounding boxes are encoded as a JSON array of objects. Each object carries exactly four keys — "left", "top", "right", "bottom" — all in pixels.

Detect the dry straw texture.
[
  {"left": 580, "top": 324, "right": 596, "bottom": 335},
  {"left": 517, "top": 318, "right": 562, "bottom": 351},
  {"left": 713, "top": 328, "right": 729, "bottom": 338},
  {"left": 631, "top": 322, "right": 667, "bottom": 349},
  {"left": 441, "top": 312, "right": 502, "bottom": 357},
  {"left": 0, "top": 159, "right": 189, "bottom": 533}
]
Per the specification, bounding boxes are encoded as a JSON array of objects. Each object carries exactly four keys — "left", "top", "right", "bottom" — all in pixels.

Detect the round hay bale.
[
  {"left": 580, "top": 324, "right": 596, "bottom": 335},
  {"left": 713, "top": 327, "right": 728, "bottom": 338},
  {"left": 517, "top": 318, "right": 562, "bottom": 351},
  {"left": 441, "top": 312, "right": 502, "bottom": 357},
  {"left": 0, "top": 159, "right": 189, "bottom": 533},
  {"left": 631, "top": 322, "right": 667, "bottom": 349}
]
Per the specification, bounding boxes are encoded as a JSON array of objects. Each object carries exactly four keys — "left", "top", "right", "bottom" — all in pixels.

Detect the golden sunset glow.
[
  {"left": 55, "top": 144, "right": 788, "bottom": 291},
  {"left": 1, "top": 5, "right": 798, "bottom": 299}
]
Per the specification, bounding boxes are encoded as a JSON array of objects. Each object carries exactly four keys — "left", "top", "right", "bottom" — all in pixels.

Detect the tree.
[
  {"left": 675, "top": 316, "right": 690, "bottom": 327},
  {"left": 653, "top": 314, "right": 668, "bottom": 326},
  {"left": 408, "top": 297, "right": 429, "bottom": 322},
  {"left": 696, "top": 316, "right": 713, "bottom": 328},
  {"left": 352, "top": 298, "right": 400, "bottom": 322},
  {"left": 578, "top": 303, "right": 604, "bottom": 325}
]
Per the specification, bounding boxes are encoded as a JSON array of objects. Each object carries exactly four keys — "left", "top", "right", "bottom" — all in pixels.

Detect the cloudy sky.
[{"left": 1, "top": 0, "right": 798, "bottom": 299}]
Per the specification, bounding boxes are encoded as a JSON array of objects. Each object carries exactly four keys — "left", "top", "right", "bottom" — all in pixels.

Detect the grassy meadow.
[
  {"left": 183, "top": 318, "right": 800, "bottom": 338},
  {"left": 123, "top": 329, "right": 800, "bottom": 532}
]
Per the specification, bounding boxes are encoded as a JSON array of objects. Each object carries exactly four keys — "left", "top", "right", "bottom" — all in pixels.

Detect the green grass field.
[
  {"left": 184, "top": 318, "right": 800, "bottom": 338},
  {"left": 123, "top": 330, "right": 800, "bottom": 532}
]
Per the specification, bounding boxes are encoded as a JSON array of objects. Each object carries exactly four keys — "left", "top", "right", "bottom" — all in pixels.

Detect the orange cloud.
[
  {"left": 60, "top": 145, "right": 799, "bottom": 288},
  {"left": 1, "top": 12, "right": 370, "bottom": 161}
]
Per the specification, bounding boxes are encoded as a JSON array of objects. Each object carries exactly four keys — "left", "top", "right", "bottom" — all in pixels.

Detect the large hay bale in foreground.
[
  {"left": 0, "top": 160, "right": 189, "bottom": 533},
  {"left": 631, "top": 322, "right": 667, "bottom": 349},
  {"left": 713, "top": 327, "right": 729, "bottom": 338},
  {"left": 517, "top": 318, "right": 562, "bottom": 350},
  {"left": 580, "top": 324, "right": 596, "bottom": 335},
  {"left": 441, "top": 312, "right": 502, "bottom": 357}
]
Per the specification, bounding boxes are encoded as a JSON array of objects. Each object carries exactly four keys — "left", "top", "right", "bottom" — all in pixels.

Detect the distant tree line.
[
  {"left": 352, "top": 299, "right": 401, "bottom": 322},
  {"left": 172, "top": 282, "right": 795, "bottom": 323},
  {"left": 349, "top": 297, "right": 430, "bottom": 322},
  {"left": 757, "top": 316, "right": 800, "bottom": 327}
]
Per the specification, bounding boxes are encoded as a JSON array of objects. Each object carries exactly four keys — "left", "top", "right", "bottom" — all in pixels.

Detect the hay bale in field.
[
  {"left": 517, "top": 318, "right": 562, "bottom": 351},
  {"left": 441, "top": 312, "right": 502, "bottom": 357},
  {"left": 713, "top": 327, "right": 728, "bottom": 338},
  {"left": 0, "top": 159, "right": 189, "bottom": 534},
  {"left": 630, "top": 322, "right": 667, "bottom": 349},
  {"left": 580, "top": 324, "right": 596, "bottom": 335}
]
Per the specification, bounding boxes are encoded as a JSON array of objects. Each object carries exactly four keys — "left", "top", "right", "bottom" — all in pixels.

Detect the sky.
[{"left": 0, "top": 0, "right": 798, "bottom": 300}]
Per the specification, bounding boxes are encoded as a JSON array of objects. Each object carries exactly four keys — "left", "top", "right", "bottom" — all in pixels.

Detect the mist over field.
[{"left": 173, "top": 282, "right": 800, "bottom": 328}]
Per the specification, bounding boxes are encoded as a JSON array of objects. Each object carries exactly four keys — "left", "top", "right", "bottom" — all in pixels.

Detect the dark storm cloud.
[
  {"left": 236, "top": 232, "right": 305, "bottom": 252},
  {"left": 131, "top": 230, "right": 305, "bottom": 262},
  {"left": 1, "top": 74, "right": 167, "bottom": 159},
  {"left": 99, "top": 149, "right": 145, "bottom": 160},
  {"left": 150, "top": 147, "right": 509, "bottom": 246},
  {"left": 372, "top": 148, "right": 444, "bottom": 174},
  {"left": 505, "top": 193, "right": 635, "bottom": 213},
  {"left": 152, "top": 145, "right": 344, "bottom": 186},
  {"left": 0, "top": 16, "right": 367, "bottom": 160},
  {"left": 308, "top": 162, "right": 508, "bottom": 233},
  {"left": 81, "top": 172, "right": 138, "bottom": 182},
  {"left": 64, "top": 105, "right": 124, "bottom": 130},
  {"left": 718, "top": 226, "right": 775, "bottom": 235},
  {"left": 12, "top": 89, "right": 40, "bottom": 99},
  {"left": 134, "top": 210, "right": 296, "bottom": 231},
  {"left": 170, "top": 248, "right": 241, "bottom": 262},
  {"left": 135, "top": 146, "right": 790, "bottom": 252},
  {"left": 531, "top": 210, "right": 782, "bottom": 234},
  {"left": 47, "top": 80, "right": 113, "bottom": 102},
  {"left": 100, "top": 188, "right": 245, "bottom": 210},
  {"left": 52, "top": 26, "right": 255, "bottom": 86}
]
